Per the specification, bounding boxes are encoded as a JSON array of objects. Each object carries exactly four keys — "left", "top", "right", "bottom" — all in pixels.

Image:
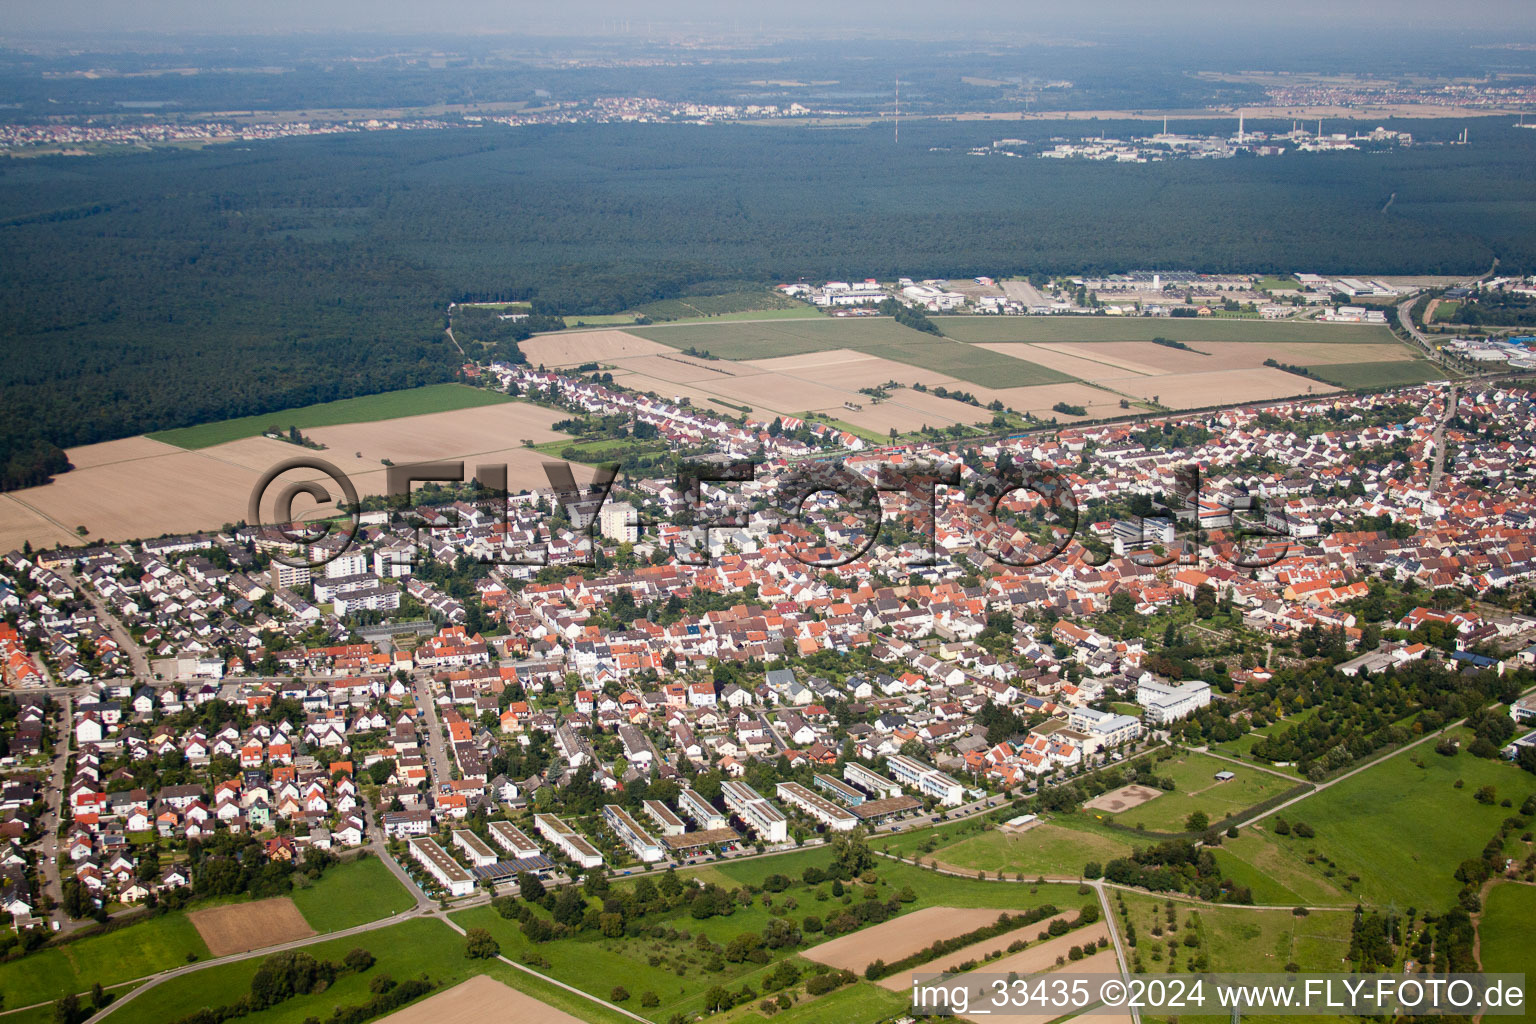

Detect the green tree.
[{"left": 465, "top": 928, "right": 500, "bottom": 959}]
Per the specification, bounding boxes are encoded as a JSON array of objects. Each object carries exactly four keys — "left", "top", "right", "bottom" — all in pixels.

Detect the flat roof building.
[
  {"left": 843, "top": 761, "right": 903, "bottom": 799},
  {"left": 679, "top": 788, "right": 727, "bottom": 830},
  {"left": 533, "top": 812, "right": 604, "bottom": 869},
  {"left": 451, "top": 828, "right": 498, "bottom": 867},
  {"left": 487, "top": 820, "right": 542, "bottom": 859},
  {"left": 814, "top": 773, "right": 866, "bottom": 806},
  {"left": 886, "top": 753, "right": 965, "bottom": 806},
  {"left": 720, "top": 780, "right": 787, "bottom": 843},
  {"left": 603, "top": 804, "right": 665, "bottom": 863},
  {"left": 1136, "top": 678, "right": 1212, "bottom": 725},
  {"left": 642, "top": 799, "right": 687, "bottom": 836},
  {"left": 776, "top": 781, "right": 858, "bottom": 831},
  {"left": 408, "top": 836, "right": 475, "bottom": 897}
]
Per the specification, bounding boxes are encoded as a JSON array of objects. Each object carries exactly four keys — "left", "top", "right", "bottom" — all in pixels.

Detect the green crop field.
[
  {"left": 1300, "top": 359, "right": 1446, "bottom": 389},
  {"left": 102, "top": 917, "right": 635, "bottom": 1024},
  {"left": 147, "top": 383, "right": 513, "bottom": 450},
  {"left": 1098, "top": 752, "right": 1299, "bottom": 833},
  {"left": 0, "top": 913, "right": 210, "bottom": 1010},
  {"left": 1247, "top": 733, "right": 1536, "bottom": 910},
  {"left": 290, "top": 855, "right": 415, "bottom": 933},
  {"left": 630, "top": 317, "right": 1073, "bottom": 388},
  {"left": 628, "top": 289, "right": 819, "bottom": 323},
  {"left": 937, "top": 316, "right": 1400, "bottom": 346},
  {"left": 1479, "top": 883, "right": 1536, "bottom": 980}
]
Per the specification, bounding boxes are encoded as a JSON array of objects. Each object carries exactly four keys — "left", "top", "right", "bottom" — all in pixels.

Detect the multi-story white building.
[
  {"left": 720, "top": 780, "right": 787, "bottom": 842},
  {"left": 534, "top": 813, "right": 604, "bottom": 869},
  {"left": 598, "top": 501, "right": 639, "bottom": 543},
  {"left": 776, "top": 781, "right": 858, "bottom": 831},
  {"left": 886, "top": 753, "right": 965, "bottom": 806},
  {"left": 408, "top": 836, "right": 475, "bottom": 896},
  {"left": 452, "top": 828, "right": 498, "bottom": 867},
  {"left": 488, "top": 820, "right": 542, "bottom": 859},
  {"left": 1066, "top": 707, "right": 1143, "bottom": 749},
  {"left": 603, "top": 804, "right": 665, "bottom": 862},
  {"left": 679, "top": 788, "right": 727, "bottom": 830},
  {"left": 642, "top": 799, "right": 687, "bottom": 836},
  {"left": 843, "top": 762, "right": 903, "bottom": 799},
  {"left": 1136, "top": 678, "right": 1212, "bottom": 725}
]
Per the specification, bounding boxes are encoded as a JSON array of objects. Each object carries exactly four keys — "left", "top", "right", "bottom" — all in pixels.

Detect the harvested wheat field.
[
  {"left": 0, "top": 403, "right": 584, "bottom": 551},
  {"left": 804, "top": 907, "right": 1014, "bottom": 973},
  {"left": 871, "top": 914, "right": 1073, "bottom": 990},
  {"left": 1085, "top": 785, "right": 1163, "bottom": 813},
  {"left": 976, "top": 343, "right": 1150, "bottom": 383},
  {"left": 745, "top": 349, "right": 962, "bottom": 391},
  {"left": 608, "top": 352, "right": 752, "bottom": 383},
  {"left": 518, "top": 329, "right": 672, "bottom": 366},
  {"left": 378, "top": 975, "right": 587, "bottom": 1024},
  {"left": 832, "top": 391, "right": 974, "bottom": 433},
  {"left": 954, "top": 948, "right": 1130, "bottom": 1024},
  {"left": 189, "top": 897, "right": 315, "bottom": 956},
  {"left": 303, "top": 402, "right": 570, "bottom": 459},
  {"left": 882, "top": 922, "right": 1112, "bottom": 992},
  {"left": 1117, "top": 368, "right": 1337, "bottom": 409},
  {"left": 959, "top": 382, "right": 1130, "bottom": 420}
]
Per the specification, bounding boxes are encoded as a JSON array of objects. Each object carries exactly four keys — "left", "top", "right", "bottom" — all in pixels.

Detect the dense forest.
[{"left": 3, "top": 117, "right": 1536, "bottom": 487}]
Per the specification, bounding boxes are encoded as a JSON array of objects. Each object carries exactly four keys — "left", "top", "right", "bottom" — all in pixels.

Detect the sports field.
[{"left": 147, "top": 384, "right": 514, "bottom": 450}]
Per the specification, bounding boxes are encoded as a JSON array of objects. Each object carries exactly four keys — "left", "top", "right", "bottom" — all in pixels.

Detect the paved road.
[
  {"left": 59, "top": 568, "right": 152, "bottom": 678},
  {"left": 411, "top": 671, "right": 452, "bottom": 788},
  {"left": 33, "top": 695, "right": 73, "bottom": 934},
  {"left": 1430, "top": 383, "right": 1458, "bottom": 491}
]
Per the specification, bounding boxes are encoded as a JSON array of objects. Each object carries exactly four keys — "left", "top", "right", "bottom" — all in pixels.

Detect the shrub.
[{"left": 610, "top": 986, "right": 629, "bottom": 1002}]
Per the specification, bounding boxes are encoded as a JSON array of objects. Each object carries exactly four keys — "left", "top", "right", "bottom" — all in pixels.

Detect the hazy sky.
[{"left": 4, "top": 0, "right": 1532, "bottom": 40}]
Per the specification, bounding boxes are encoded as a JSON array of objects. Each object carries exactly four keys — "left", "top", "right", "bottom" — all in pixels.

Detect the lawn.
[
  {"left": 1212, "top": 709, "right": 1318, "bottom": 776},
  {"left": 102, "top": 917, "right": 632, "bottom": 1024},
  {"left": 0, "top": 912, "right": 209, "bottom": 1010},
  {"left": 290, "top": 854, "right": 416, "bottom": 933},
  {"left": 1255, "top": 276, "right": 1298, "bottom": 292},
  {"left": 1248, "top": 734, "right": 1536, "bottom": 910},
  {"left": 1478, "top": 883, "right": 1536, "bottom": 978},
  {"left": 1300, "top": 359, "right": 1446, "bottom": 389},
  {"left": 1212, "top": 829, "right": 1351, "bottom": 908},
  {"left": 1099, "top": 751, "right": 1298, "bottom": 833},
  {"left": 1114, "top": 891, "right": 1353, "bottom": 976},
  {"left": 916, "top": 823, "right": 1135, "bottom": 879},
  {"left": 936, "top": 316, "right": 1399, "bottom": 346},
  {"left": 629, "top": 317, "right": 1073, "bottom": 388},
  {"left": 147, "top": 383, "right": 513, "bottom": 450}
]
